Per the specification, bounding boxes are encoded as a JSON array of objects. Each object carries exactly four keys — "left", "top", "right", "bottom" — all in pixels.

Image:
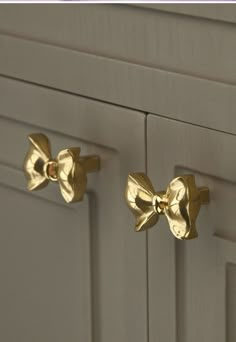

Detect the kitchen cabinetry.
[{"left": 0, "top": 4, "right": 235, "bottom": 342}]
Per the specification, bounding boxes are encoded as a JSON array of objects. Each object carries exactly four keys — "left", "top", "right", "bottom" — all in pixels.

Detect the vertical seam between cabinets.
[{"left": 145, "top": 114, "right": 150, "bottom": 342}]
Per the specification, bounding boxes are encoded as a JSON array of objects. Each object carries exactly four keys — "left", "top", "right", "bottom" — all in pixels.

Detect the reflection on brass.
[
  {"left": 24, "top": 133, "right": 100, "bottom": 203},
  {"left": 125, "top": 173, "right": 210, "bottom": 240}
]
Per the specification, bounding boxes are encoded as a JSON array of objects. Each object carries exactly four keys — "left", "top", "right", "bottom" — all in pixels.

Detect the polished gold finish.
[
  {"left": 24, "top": 133, "right": 100, "bottom": 203},
  {"left": 125, "top": 173, "right": 209, "bottom": 240}
]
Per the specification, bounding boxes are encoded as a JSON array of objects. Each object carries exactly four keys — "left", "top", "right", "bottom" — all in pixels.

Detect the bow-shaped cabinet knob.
[
  {"left": 24, "top": 133, "right": 100, "bottom": 203},
  {"left": 125, "top": 173, "right": 210, "bottom": 240}
]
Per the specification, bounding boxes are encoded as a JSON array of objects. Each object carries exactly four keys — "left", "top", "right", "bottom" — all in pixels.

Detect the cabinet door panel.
[
  {"left": 0, "top": 77, "right": 147, "bottom": 342},
  {"left": 147, "top": 115, "right": 236, "bottom": 342},
  {"left": 0, "top": 183, "right": 91, "bottom": 342}
]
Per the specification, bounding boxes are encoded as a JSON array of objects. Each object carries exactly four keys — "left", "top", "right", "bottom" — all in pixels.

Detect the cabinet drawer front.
[
  {"left": 147, "top": 114, "right": 236, "bottom": 342},
  {"left": 1, "top": 5, "right": 236, "bottom": 134},
  {"left": 0, "top": 76, "right": 147, "bottom": 342}
]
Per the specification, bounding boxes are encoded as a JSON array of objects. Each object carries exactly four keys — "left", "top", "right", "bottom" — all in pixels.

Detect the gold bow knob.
[
  {"left": 125, "top": 173, "right": 210, "bottom": 240},
  {"left": 24, "top": 133, "right": 100, "bottom": 203}
]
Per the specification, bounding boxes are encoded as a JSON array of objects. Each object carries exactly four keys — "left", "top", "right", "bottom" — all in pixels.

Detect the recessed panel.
[
  {"left": 0, "top": 184, "right": 91, "bottom": 342},
  {"left": 227, "top": 263, "right": 236, "bottom": 342}
]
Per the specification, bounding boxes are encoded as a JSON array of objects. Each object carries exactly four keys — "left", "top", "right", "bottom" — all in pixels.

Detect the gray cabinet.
[
  {"left": 0, "top": 4, "right": 235, "bottom": 342},
  {"left": 0, "top": 185, "right": 91, "bottom": 342},
  {"left": 147, "top": 115, "right": 236, "bottom": 342},
  {"left": 0, "top": 78, "right": 147, "bottom": 342}
]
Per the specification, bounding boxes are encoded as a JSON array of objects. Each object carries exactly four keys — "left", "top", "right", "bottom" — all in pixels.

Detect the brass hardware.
[
  {"left": 125, "top": 173, "right": 210, "bottom": 240},
  {"left": 24, "top": 133, "right": 100, "bottom": 203}
]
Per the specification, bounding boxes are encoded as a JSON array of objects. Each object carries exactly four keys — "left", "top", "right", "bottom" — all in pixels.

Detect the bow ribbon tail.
[
  {"left": 126, "top": 173, "right": 159, "bottom": 231},
  {"left": 164, "top": 175, "right": 199, "bottom": 240},
  {"left": 24, "top": 133, "right": 51, "bottom": 191},
  {"left": 57, "top": 148, "right": 87, "bottom": 203}
]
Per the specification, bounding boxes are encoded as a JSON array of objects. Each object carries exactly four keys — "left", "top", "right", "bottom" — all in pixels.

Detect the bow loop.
[
  {"left": 24, "top": 133, "right": 51, "bottom": 191},
  {"left": 57, "top": 148, "right": 86, "bottom": 203},
  {"left": 164, "top": 176, "right": 199, "bottom": 239},
  {"left": 125, "top": 173, "right": 160, "bottom": 232}
]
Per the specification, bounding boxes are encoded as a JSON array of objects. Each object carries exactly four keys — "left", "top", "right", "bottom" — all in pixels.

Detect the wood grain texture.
[
  {"left": 147, "top": 114, "right": 236, "bottom": 342},
  {"left": 227, "top": 263, "right": 236, "bottom": 342},
  {"left": 1, "top": 36, "right": 236, "bottom": 135},
  {"left": 134, "top": 4, "right": 236, "bottom": 24},
  {"left": 0, "top": 78, "right": 147, "bottom": 342},
  {"left": 0, "top": 5, "right": 235, "bottom": 84},
  {"left": 0, "top": 179, "right": 92, "bottom": 342}
]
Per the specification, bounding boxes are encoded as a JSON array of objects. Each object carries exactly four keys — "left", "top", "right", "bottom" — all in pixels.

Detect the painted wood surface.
[
  {"left": 1, "top": 34, "right": 236, "bottom": 135},
  {"left": 0, "top": 5, "right": 235, "bottom": 341},
  {"left": 0, "top": 5, "right": 235, "bottom": 85},
  {"left": 0, "top": 76, "right": 147, "bottom": 342},
  {"left": 135, "top": 4, "right": 236, "bottom": 23},
  {"left": 0, "top": 181, "right": 92, "bottom": 342},
  {"left": 147, "top": 114, "right": 236, "bottom": 342}
]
